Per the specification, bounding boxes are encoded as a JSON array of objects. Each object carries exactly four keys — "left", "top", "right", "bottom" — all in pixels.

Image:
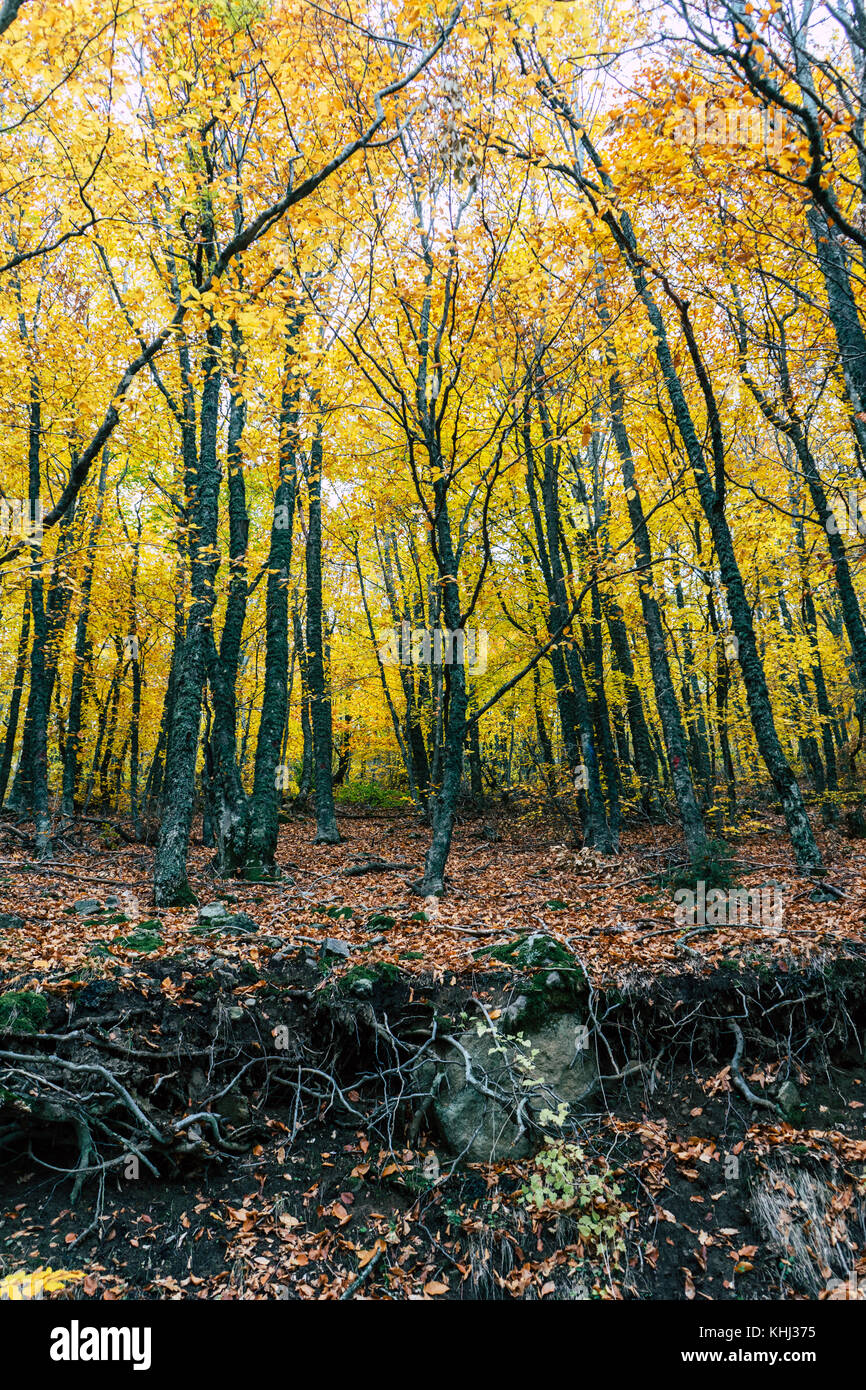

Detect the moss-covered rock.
[
  {"left": 338, "top": 961, "right": 403, "bottom": 998},
  {"left": 423, "top": 1012, "right": 598, "bottom": 1163},
  {"left": 0, "top": 990, "right": 49, "bottom": 1034},
  {"left": 488, "top": 932, "right": 587, "bottom": 1031},
  {"left": 118, "top": 928, "right": 164, "bottom": 954},
  {"left": 241, "top": 862, "right": 292, "bottom": 884}
]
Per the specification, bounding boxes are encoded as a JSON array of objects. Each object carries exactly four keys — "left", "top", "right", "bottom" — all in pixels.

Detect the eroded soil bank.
[
  {"left": 2, "top": 810, "right": 865, "bottom": 1299},
  {"left": 2, "top": 928, "right": 865, "bottom": 1299}
]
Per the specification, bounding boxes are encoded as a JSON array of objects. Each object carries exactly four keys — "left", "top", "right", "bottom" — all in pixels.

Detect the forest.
[{"left": 0, "top": 0, "right": 865, "bottom": 1320}]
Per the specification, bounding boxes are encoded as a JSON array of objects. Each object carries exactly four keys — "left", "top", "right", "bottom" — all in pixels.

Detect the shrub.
[
  {"left": 334, "top": 779, "right": 408, "bottom": 810},
  {"left": 666, "top": 837, "right": 737, "bottom": 892},
  {"left": 521, "top": 1141, "right": 632, "bottom": 1255}
]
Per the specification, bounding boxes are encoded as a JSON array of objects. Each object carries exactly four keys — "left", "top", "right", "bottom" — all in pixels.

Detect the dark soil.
[{"left": 2, "top": 941, "right": 865, "bottom": 1300}]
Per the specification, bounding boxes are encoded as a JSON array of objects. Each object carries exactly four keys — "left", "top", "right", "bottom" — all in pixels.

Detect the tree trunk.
[
  {"left": 248, "top": 346, "right": 299, "bottom": 868},
  {"left": 305, "top": 420, "right": 340, "bottom": 844}
]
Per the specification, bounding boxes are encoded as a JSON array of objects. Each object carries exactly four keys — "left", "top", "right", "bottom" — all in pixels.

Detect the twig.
[{"left": 340, "top": 1247, "right": 385, "bottom": 1299}]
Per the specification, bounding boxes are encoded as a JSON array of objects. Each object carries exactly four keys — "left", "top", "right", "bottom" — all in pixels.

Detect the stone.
[
  {"left": 347, "top": 976, "right": 374, "bottom": 998},
  {"left": 188, "top": 1067, "right": 207, "bottom": 1100},
  {"left": 105, "top": 895, "right": 122, "bottom": 908},
  {"left": 199, "top": 902, "right": 230, "bottom": 924},
  {"left": 488, "top": 933, "right": 587, "bottom": 1030},
  {"left": 76, "top": 980, "right": 116, "bottom": 1010},
  {"left": 0, "top": 914, "right": 24, "bottom": 930},
  {"left": 425, "top": 1011, "right": 598, "bottom": 1163},
  {"left": 777, "top": 1079, "right": 802, "bottom": 1115},
  {"left": 220, "top": 912, "right": 258, "bottom": 934},
  {"left": 73, "top": 899, "right": 102, "bottom": 916},
  {"left": 321, "top": 938, "right": 351, "bottom": 958},
  {"left": 196, "top": 903, "right": 258, "bottom": 934}
]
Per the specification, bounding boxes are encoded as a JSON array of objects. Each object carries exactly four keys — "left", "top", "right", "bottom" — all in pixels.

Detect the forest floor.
[{"left": 1, "top": 803, "right": 866, "bottom": 1301}]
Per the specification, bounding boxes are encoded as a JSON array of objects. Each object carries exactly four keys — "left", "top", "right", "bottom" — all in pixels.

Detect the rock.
[
  {"left": 347, "top": 976, "right": 374, "bottom": 998},
  {"left": 104, "top": 895, "right": 122, "bottom": 909},
  {"left": 199, "top": 902, "right": 230, "bottom": 924},
  {"left": 76, "top": 980, "right": 117, "bottom": 1010},
  {"left": 777, "top": 1079, "right": 802, "bottom": 1116},
  {"left": 321, "top": 938, "right": 351, "bottom": 958},
  {"left": 196, "top": 903, "right": 258, "bottom": 934},
  {"left": 502, "top": 993, "right": 530, "bottom": 1029},
  {"left": 188, "top": 1067, "right": 207, "bottom": 1101},
  {"left": 221, "top": 912, "right": 258, "bottom": 934},
  {"left": 487, "top": 933, "right": 587, "bottom": 1030},
  {"left": 73, "top": 899, "right": 102, "bottom": 916},
  {"left": 425, "top": 1011, "right": 598, "bottom": 1163},
  {"left": 0, "top": 914, "right": 24, "bottom": 930}
]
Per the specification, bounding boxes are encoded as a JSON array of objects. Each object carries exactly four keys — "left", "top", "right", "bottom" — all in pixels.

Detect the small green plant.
[
  {"left": 521, "top": 1142, "right": 632, "bottom": 1255},
  {"left": 666, "top": 837, "right": 737, "bottom": 892}
]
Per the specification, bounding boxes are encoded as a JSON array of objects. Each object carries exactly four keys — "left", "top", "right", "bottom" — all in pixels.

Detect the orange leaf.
[{"left": 358, "top": 1240, "right": 385, "bottom": 1269}]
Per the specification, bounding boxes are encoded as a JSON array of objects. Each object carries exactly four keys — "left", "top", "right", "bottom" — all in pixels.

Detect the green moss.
[
  {"left": 118, "top": 928, "right": 164, "bottom": 954},
  {"left": 489, "top": 932, "right": 587, "bottom": 1031},
  {"left": 339, "top": 961, "right": 403, "bottom": 992},
  {"left": 0, "top": 990, "right": 49, "bottom": 1035},
  {"left": 168, "top": 881, "right": 199, "bottom": 908},
  {"left": 191, "top": 975, "right": 219, "bottom": 996},
  {"left": 241, "top": 862, "right": 282, "bottom": 883},
  {"left": 366, "top": 912, "right": 395, "bottom": 930},
  {"left": 490, "top": 932, "right": 576, "bottom": 974}
]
